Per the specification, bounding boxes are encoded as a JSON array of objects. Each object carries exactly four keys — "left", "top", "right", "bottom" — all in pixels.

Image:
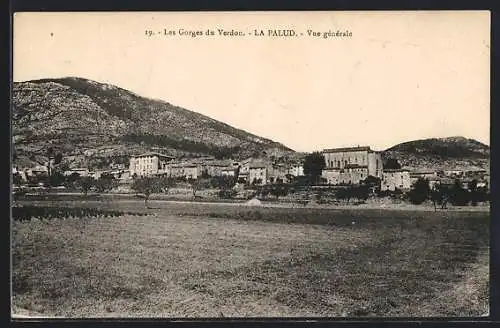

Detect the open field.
[{"left": 11, "top": 200, "right": 489, "bottom": 318}]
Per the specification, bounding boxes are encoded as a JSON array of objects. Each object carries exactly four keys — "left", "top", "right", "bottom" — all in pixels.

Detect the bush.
[
  {"left": 218, "top": 189, "right": 237, "bottom": 199},
  {"left": 12, "top": 206, "right": 149, "bottom": 221},
  {"left": 449, "top": 180, "right": 470, "bottom": 206},
  {"left": 408, "top": 178, "right": 430, "bottom": 205}
]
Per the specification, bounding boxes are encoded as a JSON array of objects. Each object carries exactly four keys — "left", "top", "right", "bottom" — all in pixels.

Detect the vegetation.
[
  {"left": 131, "top": 176, "right": 166, "bottom": 206},
  {"left": 386, "top": 136, "right": 489, "bottom": 159},
  {"left": 122, "top": 134, "right": 240, "bottom": 159},
  {"left": 94, "top": 173, "right": 119, "bottom": 193},
  {"left": 383, "top": 158, "right": 402, "bottom": 170},
  {"left": 12, "top": 201, "right": 489, "bottom": 317},
  {"left": 408, "top": 178, "right": 431, "bottom": 205},
  {"left": 76, "top": 177, "right": 95, "bottom": 196},
  {"left": 336, "top": 185, "right": 371, "bottom": 204},
  {"left": 303, "top": 152, "right": 326, "bottom": 185},
  {"left": 12, "top": 205, "right": 148, "bottom": 221}
]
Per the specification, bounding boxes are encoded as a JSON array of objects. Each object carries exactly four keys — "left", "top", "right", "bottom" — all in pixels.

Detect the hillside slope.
[
  {"left": 12, "top": 77, "right": 292, "bottom": 168},
  {"left": 383, "top": 137, "right": 490, "bottom": 171}
]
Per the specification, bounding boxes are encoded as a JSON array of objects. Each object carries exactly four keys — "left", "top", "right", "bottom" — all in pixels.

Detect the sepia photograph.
[{"left": 11, "top": 11, "right": 490, "bottom": 318}]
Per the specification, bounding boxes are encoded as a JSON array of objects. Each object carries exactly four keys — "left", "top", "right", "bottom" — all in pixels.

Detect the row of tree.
[{"left": 408, "top": 178, "right": 489, "bottom": 209}]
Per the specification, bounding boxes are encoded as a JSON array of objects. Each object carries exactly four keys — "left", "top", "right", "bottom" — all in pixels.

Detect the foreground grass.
[{"left": 11, "top": 201, "right": 489, "bottom": 317}]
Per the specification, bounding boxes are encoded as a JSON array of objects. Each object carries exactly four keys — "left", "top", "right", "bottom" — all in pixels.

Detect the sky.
[{"left": 13, "top": 11, "right": 490, "bottom": 152}]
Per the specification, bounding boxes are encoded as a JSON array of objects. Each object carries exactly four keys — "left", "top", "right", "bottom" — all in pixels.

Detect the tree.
[
  {"left": 269, "top": 181, "right": 289, "bottom": 200},
  {"left": 450, "top": 179, "right": 470, "bottom": 206},
  {"left": 95, "top": 173, "right": 118, "bottom": 193},
  {"left": 362, "top": 176, "right": 381, "bottom": 192},
  {"left": 384, "top": 158, "right": 401, "bottom": 170},
  {"left": 352, "top": 185, "right": 370, "bottom": 201},
  {"left": 187, "top": 178, "right": 210, "bottom": 199},
  {"left": 49, "top": 170, "right": 66, "bottom": 187},
  {"left": 303, "top": 152, "right": 326, "bottom": 185},
  {"left": 159, "top": 176, "right": 177, "bottom": 194},
  {"left": 12, "top": 172, "right": 23, "bottom": 186},
  {"left": 336, "top": 187, "right": 352, "bottom": 204},
  {"left": 431, "top": 184, "right": 448, "bottom": 211},
  {"left": 46, "top": 147, "right": 54, "bottom": 178},
  {"left": 408, "top": 178, "right": 430, "bottom": 205},
  {"left": 131, "top": 176, "right": 163, "bottom": 207},
  {"left": 210, "top": 176, "right": 236, "bottom": 189},
  {"left": 201, "top": 169, "right": 210, "bottom": 179},
  {"left": 77, "top": 177, "right": 94, "bottom": 196},
  {"left": 54, "top": 153, "right": 63, "bottom": 165},
  {"left": 467, "top": 179, "right": 479, "bottom": 206}
]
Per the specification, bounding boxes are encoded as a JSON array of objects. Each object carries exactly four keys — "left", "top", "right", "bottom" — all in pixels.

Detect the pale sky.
[{"left": 13, "top": 11, "right": 490, "bottom": 152}]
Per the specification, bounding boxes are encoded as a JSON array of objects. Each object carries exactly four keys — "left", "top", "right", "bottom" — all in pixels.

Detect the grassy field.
[{"left": 11, "top": 200, "right": 489, "bottom": 318}]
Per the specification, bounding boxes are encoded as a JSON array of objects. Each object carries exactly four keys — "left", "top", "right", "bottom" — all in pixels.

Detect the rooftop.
[
  {"left": 323, "top": 146, "right": 372, "bottom": 153},
  {"left": 383, "top": 169, "right": 410, "bottom": 173},
  {"left": 133, "top": 152, "right": 175, "bottom": 159},
  {"left": 344, "top": 164, "right": 368, "bottom": 169},
  {"left": 411, "top": 170, "right": 436, "bottom": 175},
  {"left": 249, "top": 161, "right": 270, "bottom": 169}
]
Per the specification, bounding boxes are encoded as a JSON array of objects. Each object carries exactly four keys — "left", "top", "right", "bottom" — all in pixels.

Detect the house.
[
  {"left": 321, "top": 164, "right": 370, "bottom": 186},
  {"left": 381, "top": 169, "right": 411, "bottom": 191},
  {"left": 199, "top": 159, "right": 231, "bottom": 177},
  {"left": 410, "top": 170, "right": 437, "bottom": 184},
  {"left": 110, "top": 163, "right": 126, "bottom": 170},
  {"left": 30, "top": 165, "right": 49, "bottom": 177},
  {"left": 221, "top": 167, "right": 237, "bottom": 177},
  {"left": 118, "top": 170, "right": 131, "bottom": 180},
  {"left": 12, "top": 167, "right": 28, "bottom": 182},
  {"left": 322, "top": 168, "right": 340, "bottom": 185},
  {"left": 248, "top": 162, "right": 269, "bottom": 185},
  {"left": 235, "top": 158, "right": 253, "bottom": 183},
  {"left": 64, "top": 168, "right": 90, "bottom": 177},
  {"left": 129, "top": 152, "right": 175, "bottom": 177},
  {"left": 268, "top": 164, "right": 288, "bottom": 183},
  {"left": 477, "top": 181, "right": 488, "bottom": 188},
  {"left": 322, "top": 146, "right": 383, "bottom": 179},
  {"left": 167, "top": 162, "right": 201, "bottom": 180},
  {"left": 444, "top": 170, "right": 463, "bottom": 178},
  {"left": 287, "top": 164, "right": 304, "bottom": 177}
]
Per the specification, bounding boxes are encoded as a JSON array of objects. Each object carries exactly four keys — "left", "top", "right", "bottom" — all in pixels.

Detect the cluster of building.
[
  {"left": 13, "top": 145, "right": 489, "bottom": 192},
  {"left": 12, "top": 163, "right": 131, "bottom": 183},
  {"left": 320, "top": 146, "right": 488, "bottom": 191},
  {"left": 128, "top": 152, "right": 305, "bottom": 184}
]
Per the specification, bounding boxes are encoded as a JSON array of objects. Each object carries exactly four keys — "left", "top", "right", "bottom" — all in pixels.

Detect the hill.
[
  {"left": 383, "top": 137, "right": 490, "bottom": 172},
  {"left": 12, "top": 77, "right": 293, "bottom": 168}
]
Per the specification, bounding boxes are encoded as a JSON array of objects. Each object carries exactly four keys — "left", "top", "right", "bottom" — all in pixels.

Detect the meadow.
[{"left": 11, "top": 199, "right": 489, "bottom": 318}]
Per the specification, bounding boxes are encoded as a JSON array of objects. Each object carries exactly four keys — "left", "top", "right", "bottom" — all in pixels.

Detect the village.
[{"left": 12, "top": 145, "right": 490, "bottom": 206}]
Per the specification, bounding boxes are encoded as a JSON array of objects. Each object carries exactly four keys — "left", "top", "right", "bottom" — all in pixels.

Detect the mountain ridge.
[
  {"left": 12, "top": 77, "right": 293, "bottom": 168},
  {"left": 11, "top": 77, "right": 489, "bottom": 173},
  {"left": 383, "top": 136, "right": 489, "bottom": 171}
]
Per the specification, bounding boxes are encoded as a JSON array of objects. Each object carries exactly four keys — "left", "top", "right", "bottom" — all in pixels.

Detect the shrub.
[
  {"left": 408, "top": 178, "right": 430, "bottom": 205},
  {"left": 12, "top": 205, "right": 148, "bottom": 221}
]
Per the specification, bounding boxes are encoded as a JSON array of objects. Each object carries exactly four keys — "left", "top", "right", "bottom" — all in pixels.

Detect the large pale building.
[
  {"left": 321, "top": 146, "right": 383, "bottom": 185},
  {"left": 129, "top": 152, "right": 175, "bottom": 177}
]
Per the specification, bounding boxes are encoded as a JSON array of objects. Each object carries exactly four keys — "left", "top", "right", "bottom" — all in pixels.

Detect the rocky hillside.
[
  {"left": 383, "top": 137, "right": 490, "bottom": 172},
  {"left": 12, "top": 77, "right": 293, "bottom": 168}
]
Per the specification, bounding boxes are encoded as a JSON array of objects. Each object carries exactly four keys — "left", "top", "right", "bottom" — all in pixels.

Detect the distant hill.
[
  {"left": 383, "top": 137, "right": 490, "bottom": 172},
  {"left": 12, "top": 77, "right": 293, "bottom": 168}
]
